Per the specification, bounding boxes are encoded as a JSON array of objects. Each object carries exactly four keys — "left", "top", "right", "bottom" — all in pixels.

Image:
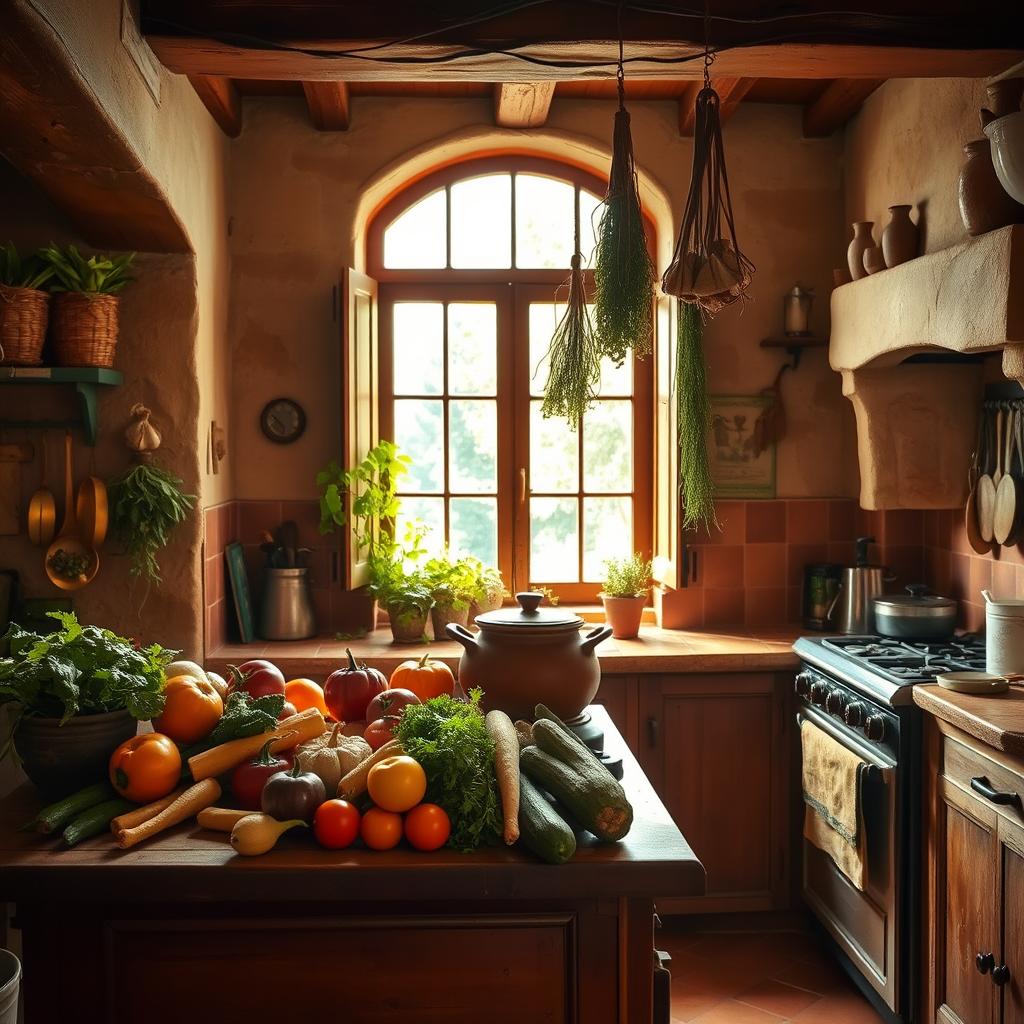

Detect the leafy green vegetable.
[
  {"left": 208, "top": 691, "right": 284, "bottom": 746},
  {"left": 395, "top": 689, "right": 502, "bottom": 852},
  {"left": 0, "top": 612, "right": 175, "bottom": 756}
]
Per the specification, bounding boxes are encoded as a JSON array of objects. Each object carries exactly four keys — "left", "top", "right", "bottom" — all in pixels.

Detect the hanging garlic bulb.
[{"left": 124, "top": 403, "right": 161, "bottom": 456}]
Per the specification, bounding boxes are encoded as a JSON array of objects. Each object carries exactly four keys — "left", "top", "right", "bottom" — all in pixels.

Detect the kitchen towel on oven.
[{"left": 800, "top": 719, "right": 867, "bottom": 890}]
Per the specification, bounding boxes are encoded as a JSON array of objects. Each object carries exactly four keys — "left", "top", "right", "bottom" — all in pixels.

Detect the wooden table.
[{"left": 0, "top": 707, "right": 703, "bottom": 1024}]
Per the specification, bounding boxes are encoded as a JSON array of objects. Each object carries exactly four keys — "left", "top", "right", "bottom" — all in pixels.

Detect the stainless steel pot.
[
  {"left": 873, "top": 584, "right": 958, "bottom": 640},
  {"left": 830, "top": 536, "right": 895, "bottom": 634}
]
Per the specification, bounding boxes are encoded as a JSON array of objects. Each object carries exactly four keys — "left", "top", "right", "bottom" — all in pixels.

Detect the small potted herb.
[
  {"left": 0, "top": 242, "right": 53, "bottom": 366},
  {"left": 369, "top": 558, "right": 434, "bottom": 644},
  {"left": 425, "top": 554, "right": 478, "bottom": 637},
  {"left": 0, "top": 612, "right": 174, "bottom": 795},
  {"left": 599, "top": 554, "right": 652, "bottom": 640},
  {"left": 465, "top": 557, "right": 508, "bottom": 618}
]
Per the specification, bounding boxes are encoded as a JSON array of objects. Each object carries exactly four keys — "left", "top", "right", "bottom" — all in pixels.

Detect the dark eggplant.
[{"left": 260, "top": 761, "right": 326, "bottom": 823}]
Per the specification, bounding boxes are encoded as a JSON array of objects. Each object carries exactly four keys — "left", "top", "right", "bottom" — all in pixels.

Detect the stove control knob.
[
  {"left": 810, "top": 681, "right": 830, "bottom": 707},
  {"left": 844, "top": 702, "right": 865, "bottom": 727},
  {"left": 795, "top": 671, "right": 814, "bottom": 697},
  {"left": 826, "top": 690, "right": 847, "bottom": 716},
  {"left": 864, "top": 715, "right": 886, "bottom": 742}
]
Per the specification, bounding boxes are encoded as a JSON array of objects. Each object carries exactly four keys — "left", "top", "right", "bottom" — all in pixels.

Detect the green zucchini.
[
  {"left": 533, "top": 716, "right": 610, "bottom": 775},
  {"left": 533, "top": 703, "right": 604, "bottom": 767},
  {"left": 62, "top": 798, "right": 134, "bottom": 847},
  {"left": 517, "top": 773, "right": 576, "bottom": 864},
  {"left": 520, "top": 745, "right": 633, "bottom": 842},
  {"left": 28, "top": 782, "right": 116, "bottom": 834}
]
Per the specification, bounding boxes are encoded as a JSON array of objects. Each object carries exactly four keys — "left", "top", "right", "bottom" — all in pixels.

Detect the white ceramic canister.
[{"left": 985, "top": 596, "right": 1024, "bottom": 674}]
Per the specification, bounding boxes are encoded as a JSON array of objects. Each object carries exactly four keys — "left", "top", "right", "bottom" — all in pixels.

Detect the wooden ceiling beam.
[
  {"left": 493, "top": 82, "right": 556, "bottom": 128},
  {"left": 188, "top": 74, "right": 242, "bottom": 137},
  {"left": 802, "top": 78, "right": 884, "bottom": 136},
  {"left": 678, "top": 77, "right": 756, "bottom": 136},
  {"left": 302, "top": 81, "right": 350, "bottom": 130}
]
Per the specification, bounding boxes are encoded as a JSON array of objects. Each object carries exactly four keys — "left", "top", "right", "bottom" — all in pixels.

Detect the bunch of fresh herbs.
[
  {"left": 602, "top": 553, "right": 653, "bottom": 598},
  {"left": 395, "top": 688, "right": 502, "bottom": 852}
]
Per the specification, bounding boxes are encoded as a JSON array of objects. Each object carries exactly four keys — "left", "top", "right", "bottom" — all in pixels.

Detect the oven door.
[{"left": 799, "top": 705, "right": 900, "bottom": 1015}]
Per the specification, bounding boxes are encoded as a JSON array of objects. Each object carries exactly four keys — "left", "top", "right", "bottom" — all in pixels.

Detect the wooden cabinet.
[
  {"left": 638, "top": 672, "right": 794, "bottom": 913},
  {"left": 594, "top": 675, "right": 639, "bottom": 755},
  {"left": 924, "top": 719, "right": 1024, "bottom": 1024}
]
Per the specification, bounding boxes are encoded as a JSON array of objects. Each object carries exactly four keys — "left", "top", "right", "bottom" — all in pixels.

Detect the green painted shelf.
[{"left": 0, "top": 366, "right": 123, "bottom": 445}]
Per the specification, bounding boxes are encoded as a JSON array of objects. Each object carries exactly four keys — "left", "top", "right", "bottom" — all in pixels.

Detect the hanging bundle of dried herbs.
[
  {"left": 540, "top": 252, "right": 601, "bottom": 429},
  {"left": 676, "top": 302, "right": 718, "bottom": 532},
  {"left": 662, "top": 77, "right": 754, "bottom": 314},
  {"left": 592, "top": 66, "right": 655, "bottom": 367}
]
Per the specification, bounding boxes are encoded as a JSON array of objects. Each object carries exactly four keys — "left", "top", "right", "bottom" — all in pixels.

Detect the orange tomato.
[
  {"left": 367, "top": 755, "right": 427, "bottom": 813},
  {"left": 388, "top": 653, "right": 455, "bottom": 702},
  {"left": 285, "top": 678, "right": 329, "bottom": 716},
  {"left": 360, "top": 807, "right": 403, "bottom": 851},
  {"left": 404, "top": 803, "right": 450, "bottom": 852},
  {"left": 109, "top": 733, "right": 182, "bottom": 803},
  {"left": 154, "top": 675, "right": 224, "bottom": 744}
]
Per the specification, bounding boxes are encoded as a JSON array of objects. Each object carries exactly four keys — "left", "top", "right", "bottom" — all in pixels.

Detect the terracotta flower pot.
[
  {"left": 847, "top": 222, "right": 874, "bottom": 281},
  {"left": 958, "top": 138, "right": 1024, "bottom": 236},
  {"left": 881, "top": 205, "right": 919, "bottom": 267},
  {"left": 388, "top": 606, "right": 430, "bottom": 644},
  {"left": 14, "top": 709, "right": 137, "bottom": 797},
  {"left": 600, "top": 594, "right": 647, "bottom": 640},
  {"left": 430, "top": 601, "right": 469, "bottom": 640},
  {"left": 469, "top": 586, "right": 504, "bottom": 620}
]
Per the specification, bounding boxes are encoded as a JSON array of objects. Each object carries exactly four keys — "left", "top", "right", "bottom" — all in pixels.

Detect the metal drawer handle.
[
  {"left": 977, "top": 951, "right": 995, "bottom": 975},
  {"left": 992, "top": 963, "right": 1011, "bottom": 987},
  {"left": 970, "top": 776, "right": 1022, "bottom": 808}
]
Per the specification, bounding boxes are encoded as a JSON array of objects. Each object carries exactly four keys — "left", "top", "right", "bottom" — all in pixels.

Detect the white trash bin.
[{"left": 0, "top": 948, "right": 20, "bottom": 1024}]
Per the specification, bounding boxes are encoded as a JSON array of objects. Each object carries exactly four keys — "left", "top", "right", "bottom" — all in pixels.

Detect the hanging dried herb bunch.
[
  {"left": 676, "top": 302, "right": 718, "bottom": 532},
  {"left": 663, "top": 84, "right": 754, "bottom": 314},
  {"left": 540, "top": 252, "right": 601, "bottom": 429},
  {"left": 593, "top": 71, "right": 656, "bottom": 367}
]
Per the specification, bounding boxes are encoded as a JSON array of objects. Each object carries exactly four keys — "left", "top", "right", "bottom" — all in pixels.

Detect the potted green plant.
[
  {"left": 0, "top": 242, "right": 53, "bottom": 367},
  {"left": 369, "top": 555, "right": 434, "bottom": 644},
  {"left": 599, "top": 554, "right": 652, "bottom": 640},
  {"left": 425, "top": 554, "right": 478, "bottom": 637},
  {"left": 464, "top": 557, "right": 508, "bottom": 618},
  {"left": 0, "top": 612, "right": 173, "bottom": 795},
  {"left": 39, "top": 243, "right": 134, "bottom": 368}
]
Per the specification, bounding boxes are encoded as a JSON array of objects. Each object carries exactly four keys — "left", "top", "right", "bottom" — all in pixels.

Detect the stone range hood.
[{"left": 830, "top": 224, "right": 1024, "bottom": 509}]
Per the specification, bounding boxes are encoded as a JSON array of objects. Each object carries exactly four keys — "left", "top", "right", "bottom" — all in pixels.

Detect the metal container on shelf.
[{"left": 259, "top": 567, "right": 316, "bottom": 641}]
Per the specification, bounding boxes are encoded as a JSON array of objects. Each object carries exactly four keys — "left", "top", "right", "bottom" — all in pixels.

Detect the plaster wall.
[{"left": 227, "top": 95, "right": 857, "bottom": 505}]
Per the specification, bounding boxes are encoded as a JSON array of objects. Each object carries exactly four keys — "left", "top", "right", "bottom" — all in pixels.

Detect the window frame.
[{"left": 369, "top": 156, "right": 655, "bottom": 601}]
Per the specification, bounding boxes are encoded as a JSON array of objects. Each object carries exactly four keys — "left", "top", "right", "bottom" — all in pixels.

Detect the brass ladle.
[
  {"left": 26, "top": 432, "right": 56, "bottom": 547},
  {"left": 45, "top": 432, "right": 99, "bottom": 591}
]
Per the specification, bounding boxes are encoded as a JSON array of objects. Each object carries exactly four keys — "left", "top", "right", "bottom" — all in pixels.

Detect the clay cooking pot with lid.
[{"left": 446, "top": 591, "right": 613, "bottom": 721}]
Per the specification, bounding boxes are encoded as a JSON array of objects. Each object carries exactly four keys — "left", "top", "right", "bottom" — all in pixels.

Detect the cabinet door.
[
  {"left": 593, "top": 675, "right": 637, "bottom": 755},
  {"left": 1000, "top": 814, "right": 1024, "bottom": 1024},
  {"left": 938, "top": 779, "right": 998, "bottom": 1024},
  {"left": 639, "top": 673, "right": 791, "bottom": 912}
]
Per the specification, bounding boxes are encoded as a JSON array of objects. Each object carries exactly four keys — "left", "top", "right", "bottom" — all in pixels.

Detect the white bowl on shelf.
[{"left": 984, "top": 110, "right": 1024, "bottom": 205}]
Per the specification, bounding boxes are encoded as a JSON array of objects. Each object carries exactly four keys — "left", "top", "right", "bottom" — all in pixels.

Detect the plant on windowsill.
[
  {"left": 464, "top": 557, "right": 508, "bottom": 618},
  {"left": 368, "top": 535, "right": 434, "bottom": 644},
  {"left": 425, "top": 553, "right": 480, "bottom": 638},
  {"left": 599, "top": 553, "right": 652, "bottom": 640}
]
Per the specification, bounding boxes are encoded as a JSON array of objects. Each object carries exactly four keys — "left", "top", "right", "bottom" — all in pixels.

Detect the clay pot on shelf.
[
  {"left": 600, "top": 594, "right": 647, "bottom": 640},
  {"left": 958, "top": 137, "right": 1024, "bottom": 236},
  {"left": 881, "top": 205, "right": 919, "bottom": 267},
  {"left": 847, "top": 222, "right": 874, "bottom": 281},
  {"left": 862, "top": 246, "right": 885, "bottom": 276},
  {"left": 986, "top": 78, "right": 1023, "bottom": 119}
]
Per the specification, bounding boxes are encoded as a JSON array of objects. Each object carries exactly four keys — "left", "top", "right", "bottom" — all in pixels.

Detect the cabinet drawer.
[{"left": 944, "top": 735, "right": 1024, "bottom": 828}]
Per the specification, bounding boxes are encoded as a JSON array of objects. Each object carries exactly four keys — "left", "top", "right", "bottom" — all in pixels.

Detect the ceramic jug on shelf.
[
  {"left": 881, "top": 205, "right": 919, "bottom": 267},
  {"left": 847, "top": 222, "right": 874, "bottom": 282}
]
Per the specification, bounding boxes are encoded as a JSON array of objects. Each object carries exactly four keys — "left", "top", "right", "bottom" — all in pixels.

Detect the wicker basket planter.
[
  {"left": 52, "top": 292, "right": 120, "bottom": 368},
  {"left": 0, "top": 284, "right": 50, "bottom": 366}
]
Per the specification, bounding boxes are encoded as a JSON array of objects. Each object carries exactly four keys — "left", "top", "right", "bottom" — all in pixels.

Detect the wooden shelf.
[
  {"left": 0, "top": 366, "right": 123, "bottom": 445},
  {"left": 759, "top": 336, "right": 826, "bottom": 370}
]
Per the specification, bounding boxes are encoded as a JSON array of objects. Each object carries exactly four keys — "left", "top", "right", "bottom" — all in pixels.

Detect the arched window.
[{"left": 368, "top": 156, "right": 654, "bottom": 601}]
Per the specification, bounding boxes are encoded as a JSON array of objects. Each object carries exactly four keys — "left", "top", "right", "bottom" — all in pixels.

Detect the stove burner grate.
[{"left": 820, "top": 634, "right": 986, "bottom": 685}]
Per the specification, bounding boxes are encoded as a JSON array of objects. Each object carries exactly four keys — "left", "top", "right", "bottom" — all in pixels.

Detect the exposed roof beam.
[
  {"left": 302, "top": 80, "right": 350, "bottom": 130},
  {"left": 188, "top": 74, "right": 241, "bottom": 137},
  {"left": 493, "top": 82, "right": 556, "bottom": 128},
  {"left": 802, "top": 78, "right": 884, "bottom": 136},
  {"left": 678, "top": 77, "right": 756, "bottom": 136}
]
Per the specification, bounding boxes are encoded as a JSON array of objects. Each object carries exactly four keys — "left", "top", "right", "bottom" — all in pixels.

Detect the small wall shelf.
[
  {"left": 0, "top": 366, "right": 123, "bottom": 445},
  {"left": 759, "top": 336, "right": 827, "bottom": 371}
]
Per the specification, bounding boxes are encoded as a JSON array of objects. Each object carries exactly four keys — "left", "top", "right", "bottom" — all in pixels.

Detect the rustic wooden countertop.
[
  {"left": 914, "top": 684, "right": 1024, "bottom": 756},
  {"left": 0, "top": 707, "right": 705, "bottom": 904},
  {"left": 207, "top": 625, "right": 803, "bottom": 679}
]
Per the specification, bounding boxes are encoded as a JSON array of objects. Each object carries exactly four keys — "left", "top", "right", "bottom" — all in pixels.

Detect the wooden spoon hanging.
[
  {"left": 966, "top": 411, "right": 993, "bottom": 554},
  {"left": 978, "top": 407, "right": 1001, "bottom": 544},
  {"left": 44, "top": 432, "right": 99, "bottom": 591},
  {"left": 994, "top": 407, "right": 1021, "bottom": 546}
]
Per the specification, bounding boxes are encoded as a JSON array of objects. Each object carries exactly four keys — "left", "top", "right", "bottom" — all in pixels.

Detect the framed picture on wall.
[{"left": 708, "top": 394, "right": 777, "bottom": 499}]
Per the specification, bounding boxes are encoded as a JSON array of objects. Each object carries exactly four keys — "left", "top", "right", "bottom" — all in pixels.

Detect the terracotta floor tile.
[
  {"left": 789, "top": 988, "right": 885, "bottom": 1024},
  {"left": 690, "top": 998, "right": 786, "bottom": 1024},
  {"left": 736, "top": 978, "right": 820, "bottom": 1018},
  {"left": 771, "top": 950, "right": 847, "bottom": 995}
]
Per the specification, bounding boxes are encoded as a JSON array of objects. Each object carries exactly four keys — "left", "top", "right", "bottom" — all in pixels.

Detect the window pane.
[
  {"left": 450, "top": 175, "right": 511, "bottom": 268},
  {"left": 449, "top": 400, "right": 497, "bottom": 493},
  {"left": 584, "top": 400, "right": 632, "bottom": 492},
  {"left": 583, "top": 497, "right": 632, "bottom": 581},
  {"left": 395, "top": 497, "right": 444, "bottom": 559},
  {"left": 530, "top": 400, "right": 578, "bottom": 493},
  {"left": 384, "top": 189, "right": 447, "bottom": 269},
  {"left": 530, "top": 497, "right": 579, "bottom": 582},
  {"left": 394, "top": 400, "right": 444, "bottom": 492},
  {"left": 598, "top": 351, "right": 632, "bottom": 397},
  {"left": 579, "top": 188, "right": 602, "bottom": 269},
  {"left": 451, "top": 497, "right": 497, "bottom": 567},
  {"left": 448, "top": 303, "right": 497, "bottom": 396},
  {"left": 516, "top": 174, "right": 575, "bottom": 269},
  {"left": 393, "top": 303, "right": 443, "bottom": 395}
]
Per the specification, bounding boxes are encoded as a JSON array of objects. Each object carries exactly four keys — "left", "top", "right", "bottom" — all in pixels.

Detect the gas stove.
[{"left": 793, "top": 633, "right": 985, "bottom": 707}]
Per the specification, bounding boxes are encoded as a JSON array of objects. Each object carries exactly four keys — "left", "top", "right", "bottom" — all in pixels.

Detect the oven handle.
[{"left": 797, "top": 707, "right": 896, "bottom": 780}]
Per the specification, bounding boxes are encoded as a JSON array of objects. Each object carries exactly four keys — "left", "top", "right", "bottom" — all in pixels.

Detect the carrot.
[
  {"left": 197, "top": 807, "right": 251, "bottom": 832},
  {"left": 115, "top": 778, "right": 222, "bottom": 849},
  {"left": 337, "top": 738, "right": 403, "bottom": 800},
  {"left": 486, "top": 710, "right": 520, "bottom": 845},
  {"left": 110, "top": 788, "right": 186, "bottom": 833},
  {"left": 188, "top": 707, "right": 326, "bottom": 781}
]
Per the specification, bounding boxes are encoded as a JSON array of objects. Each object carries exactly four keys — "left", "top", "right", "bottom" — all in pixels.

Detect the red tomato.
[
  {"left": 276, "top": 700, "right": 298, "bottom": 722},
  {"left": 323, "top": 649, "right": 386, "bottom": 722},
  {"left": 230, "top": 740, "right": 293, "bottom": 810},
  {"left": 360, "top": 807, "right": 403, "bottom": 851},
  {"left": 404, "top": 803, "right": 451, "bottom": 852},
  {"left": 364, "top": 716, "right": 399, "bottom": 751},
  {"left": 313, "top": 799, "right": 361, "bottom": 849},
  {"left": 229, "top": 659, "right": 286, "bottom": 700},
  {"left": 365, "top": 688, "right": 420, "bottom": 722}
]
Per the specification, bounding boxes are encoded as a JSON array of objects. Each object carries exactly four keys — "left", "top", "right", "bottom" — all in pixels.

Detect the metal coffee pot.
[{"left": 829, "top": 536, "right": 895, "bottom": 634}]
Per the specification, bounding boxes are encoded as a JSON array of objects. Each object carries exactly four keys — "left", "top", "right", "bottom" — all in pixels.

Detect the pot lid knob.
[{"left": 516, "top": 591, "right": 543, "bottom": 614}]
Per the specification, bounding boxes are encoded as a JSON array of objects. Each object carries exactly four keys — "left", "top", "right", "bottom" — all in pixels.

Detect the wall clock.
[{"left": 260, "top": 398, "right": 306, "bottom": 444}]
